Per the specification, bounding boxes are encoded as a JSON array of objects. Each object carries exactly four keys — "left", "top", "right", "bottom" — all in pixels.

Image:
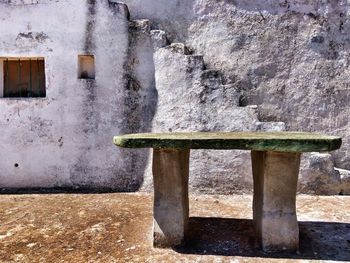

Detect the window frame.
[
  {"left": 78, "top": 54, "right": 95, "bottom": 80},
  {"left": 0, "top": 57, "right": 46, "bottom": 99}
]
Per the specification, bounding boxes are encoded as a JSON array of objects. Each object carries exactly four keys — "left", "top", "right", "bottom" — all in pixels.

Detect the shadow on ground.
[{"left": 176, "top": 217, "right": 350, "bottom": 261}]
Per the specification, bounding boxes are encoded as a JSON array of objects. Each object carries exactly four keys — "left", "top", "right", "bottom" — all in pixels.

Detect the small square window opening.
[{"left": 78, "top": 55, "right": 95, "bottom": 80}]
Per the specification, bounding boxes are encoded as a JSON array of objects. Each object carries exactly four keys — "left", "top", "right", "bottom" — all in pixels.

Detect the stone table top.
[{"left": 113, "top": 132, "right": 342, "bottom": 152}]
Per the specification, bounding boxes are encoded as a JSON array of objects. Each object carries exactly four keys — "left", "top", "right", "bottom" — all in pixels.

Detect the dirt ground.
[{"left": 0, "top": 193, "right": 349, "bottom": 262}]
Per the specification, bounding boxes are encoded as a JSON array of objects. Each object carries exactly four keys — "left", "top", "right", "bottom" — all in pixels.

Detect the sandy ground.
[{"left": 0, "top": 193, "right": 349, "bottom": 262}]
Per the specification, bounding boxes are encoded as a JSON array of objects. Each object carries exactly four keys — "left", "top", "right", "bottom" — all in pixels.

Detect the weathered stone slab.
[{"left": 114, "top": 132, "right": 341, "bottom": 152}]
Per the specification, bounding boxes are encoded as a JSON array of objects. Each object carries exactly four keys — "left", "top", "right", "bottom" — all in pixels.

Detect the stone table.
[{"left": 113, "top": 132, "right": 342, "bottom": 252}]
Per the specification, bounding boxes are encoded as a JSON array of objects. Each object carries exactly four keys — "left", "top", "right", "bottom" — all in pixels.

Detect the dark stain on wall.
[
  {"left": 16, "top": 32, "right": 49, "bottom": 43},
  {"left": 116, "top": 19, "right": 158, "bottom": 191},
  {"left": 82, "top": 0, "right": 98, "bottom": 133},
  {"left": 81, "top": 81, "right": 98, "bottom": 134},
  {"left": 84, "top": 0, "right": 97, "bottom": 53},
  {"left": 70, "top": 0, "right": 99, "bottom": 187}
]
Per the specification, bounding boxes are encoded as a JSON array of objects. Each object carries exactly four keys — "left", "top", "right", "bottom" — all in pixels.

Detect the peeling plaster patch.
[
  {"left": 29, "top": 117, "right": 53, "bottom": 138},
  {"left": 58, "top": 137, "right": 63, "bottom": 147},
  {"left": 15, "top": 31, "right": 50, "bottom": 49},
  {"left": 16, "top": 32, "right": 49, "bottom": 43}
]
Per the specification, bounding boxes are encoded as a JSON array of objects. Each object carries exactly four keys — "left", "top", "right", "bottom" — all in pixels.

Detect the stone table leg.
[
  {"left": 251, "top": 151, "right": 301, "bottom": 252},
  {"left": 152, "top": 148, "right": 190, "bottom": 248}
]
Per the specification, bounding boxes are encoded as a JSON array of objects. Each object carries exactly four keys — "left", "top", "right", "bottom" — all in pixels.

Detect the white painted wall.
[{"left": 0, "top": 0, "right": 143, "bottom": 189}]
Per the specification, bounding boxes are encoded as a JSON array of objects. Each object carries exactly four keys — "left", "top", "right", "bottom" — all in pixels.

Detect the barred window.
[{"left": 1, "top": 58, "right": 46, "bottom": 98}]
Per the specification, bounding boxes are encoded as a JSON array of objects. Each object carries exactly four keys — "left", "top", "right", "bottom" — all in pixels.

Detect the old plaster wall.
[
  {"left": 123, "top": 0, "right": 350, "bottom": 194},
  {"left": 0, "top": 0, "right": 151, "bottom": 190}
]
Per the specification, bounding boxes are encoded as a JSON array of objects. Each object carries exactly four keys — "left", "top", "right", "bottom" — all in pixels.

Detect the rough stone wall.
[
  {"left": 0, "top": 0, "right": 151, "bottom": 190},
  {"left": 143, "top": 39, "right": 259, "bottom": 194},
  {"left": 186, "top": 0, "right": 350, "bottom": 170},
  {"left": 124, "top": 0, "right": 350, "bottom": 194},
  {"left": 122, "top": 0, "right": 193, "bottom": 41},
  {"left": 136, "top": 27, "right": 346, "bottom": 195}
]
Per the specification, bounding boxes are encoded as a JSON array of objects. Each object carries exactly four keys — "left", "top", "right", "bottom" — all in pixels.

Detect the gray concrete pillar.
[
  {"left": 251, "top": 151, "right": 301, "bottom": 252},
  {"left": 152, "top": 148, "right": 190, "bottom": 247}
]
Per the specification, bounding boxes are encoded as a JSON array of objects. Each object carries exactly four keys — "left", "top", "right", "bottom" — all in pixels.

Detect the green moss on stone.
[{"left": 113, "top": 132, "right": 342, "bottom": 152}]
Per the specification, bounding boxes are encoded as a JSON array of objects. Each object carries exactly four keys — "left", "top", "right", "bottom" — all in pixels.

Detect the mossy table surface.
[{"left": 113, "top": 132, "right": 342, "bottom": 152}]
